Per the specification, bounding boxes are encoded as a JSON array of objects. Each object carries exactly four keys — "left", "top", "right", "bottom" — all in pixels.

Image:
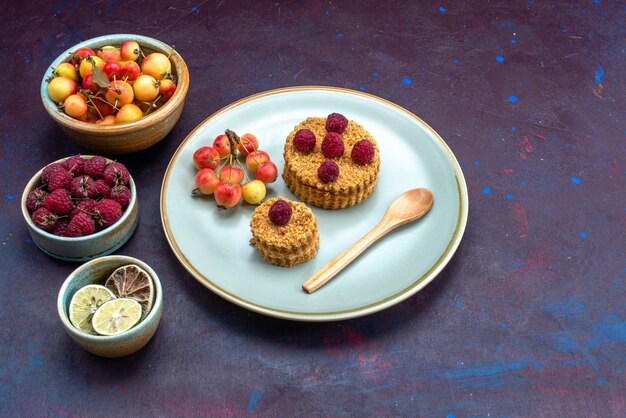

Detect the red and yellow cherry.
[
  {"left": 92, "top": 98, "right": 116, "bottom": 117},
  {"left": 242, "top": 180, "right": 266, "bottom": 204},
  {"left": 47, "top": 76, "right": 78, "bottom": 103},
  {"left": 103, "top": 61, "right": 123, "bottom": 81},
  {"left": 105, "top": 80, "right": 134, "bottom": 106},
  {"left": 53, "top": 63, "right": 77, "bottom": 80},
  {"left": 141, "top": 52, "right": 171, "bottom": 80},
  {"left": 95, "top": 115, "right": 116, "bottom": 125},
  {"left": 256, "top": 161, "right": 278, "bottom": 183},
  {"left": 193, "top": 146, "right": 220, "bottom": 170},
  {"left": 214, "top": 181, "right": 242, "bottom": 208},
  {"left": 97, "top": 45, "right": 121, "bottom": 62},
  {"left": 159, "top": 78, "right": 176, "bottom": 101},
  {"left": 81, "top": 73, "right": 100, "bottom": 94},
  {"left": 121, "top": 61, "right": 141, "bottom": 81},
  {"left": 194, "top": 168, "right": 220, "bottom": 195},
  {"left": 120, "top": 41, "right": 141, "bottom": 61},
  {"left": 213, "top": 134, "right": 231, "bottom": 158},
  {"left": 115, "top": 103, "right": 143, "bottom": 123},
  {"left": 133, "top": 74, "right": 160, "bottom": 102},
  {"left": 238, "top": 133, "right": 258, "bottom": 155},
  {"left": 71, "top": 47, "right": 95, "bottom": 66},
  {"left": 79, "top": 55, "right": 105, "bottom": 79},
  {"left": 245, "top": 150, "right": 270, "bottom": 173},
  {"left": 218, "top": 164, "right": 244, "bottom": 184},
  {"left": 64, "top": 94, "right": 88, "bottom": 118}
]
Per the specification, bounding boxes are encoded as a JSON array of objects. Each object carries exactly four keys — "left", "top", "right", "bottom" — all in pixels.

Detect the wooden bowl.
[{"left": 40, "top": 34, "right": 189, "bottom": 155}]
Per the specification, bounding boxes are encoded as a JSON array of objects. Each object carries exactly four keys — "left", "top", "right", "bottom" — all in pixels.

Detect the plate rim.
[{"left": 160, "top": 85, "right": 469, "bottom": 322}]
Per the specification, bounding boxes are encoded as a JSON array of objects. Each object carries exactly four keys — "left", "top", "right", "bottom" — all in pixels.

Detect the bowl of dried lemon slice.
[{"left": 57, "top": 255, "right": 162, "bottom": 357}]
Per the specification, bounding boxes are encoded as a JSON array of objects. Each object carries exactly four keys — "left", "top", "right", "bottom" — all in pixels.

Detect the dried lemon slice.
[
  {"left": 92, "top": 298, "right": 142, "bottom": 336},
  {"left": 105, "top": 264, "right": 154, "bottom": 319},
  {"left": 69, "top": 284, "right": 116, "bottom": 334}
]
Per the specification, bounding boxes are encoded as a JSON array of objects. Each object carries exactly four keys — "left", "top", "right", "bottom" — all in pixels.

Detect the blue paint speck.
[
  {"left": 580, "top": 231, "right": 587, "bottom": 239},
  {"left": 453, "top": 59, "right": 459, "bottom": 63},
  {"left": 512, "top": 126, "right": 517, "bottom": 131},
  {"left": 598, "top": 378, "right": 604, "bottom": 384},
  {"left": 455, "top": 301, "right": 462, "bottom": 307},
  {"left": 402, "top": 77, "right": 412, "bottom": 85},
  {"left": 562, "top": 28, "right": 568, "bottom": 33},
  {"left": 337, "top": 33, "right": 343, "bottom": 38},
  {"left": 110, "top": 386, "right": 118, "bottom": 393},
  {"left": 496, "top": 55, "right": 505, "bottom": 63},
  {"left": 5, "top": 194, "right": 15, "bottom": 201},
  {"left": 511, "top": 39, "right": 517, "bottom": 44},
  {"left": 359, "top": 86, "right": 365, "bottom": 91},
  {"left": 521, "top": 181, "right": 527, "bottom": 186},
  {"left": 373, "top": 72, "right": 378, "bottom": 76},
  {"left": 247, "top": 391, "right": 264, "bottom": 413},
  {"left": 483, "top": 187, "right": 491, "bottom": 195},
  {"left": 508, "top": 95, "right": 519, "bottom": 103},
  {"left": 474, "top": 161, "right": 480, "bottom": 165},
  {"left": 593, "top": 0, "right": 599, "bottom": 3},
  {"left": 535, "top": 363, "right": 541, "bottom": 369},
  {"left": 594, "top": 65, "right": 605, "bottom": 83},
  {"left": 571, "top": 177, "right": 581, "bottom": 184},
  {"left": 439, "top": 6, "right": 447, "bottom": 13},
  {"left": 191, "top": 6, "right": 198, "bottom": 11},
  {"left": 501, "top": 323, "right": 507, "bottom": 327},
  {"left": 447, "top": 414, "right": 455, "bottom": 418},
  {"left": 506, "top": 193, "right": 514, "bottom": 200}
]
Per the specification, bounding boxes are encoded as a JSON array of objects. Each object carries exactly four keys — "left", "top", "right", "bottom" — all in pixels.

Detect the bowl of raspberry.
[{"left": 21, "top": 155, "right": 138, "bottom": 261}]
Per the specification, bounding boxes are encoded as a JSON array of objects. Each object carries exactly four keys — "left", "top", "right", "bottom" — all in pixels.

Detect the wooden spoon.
[{"left": 302, "top": 188, "right": 434, "bottom": 294}]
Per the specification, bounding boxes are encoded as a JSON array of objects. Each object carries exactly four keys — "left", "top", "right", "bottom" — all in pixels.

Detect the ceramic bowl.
[
  {"left": 41, "top": 34, "right": 189, "bottom": 154},
  {"left": 21, "top": 156, "right": 138, "bottom": 262},
  {"left": 57, "top": 255, "right": 163, "bottom": 357}
]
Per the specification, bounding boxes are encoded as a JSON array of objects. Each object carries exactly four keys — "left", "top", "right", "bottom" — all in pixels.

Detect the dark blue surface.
[{"left": 1, "top": 1, "right": 624, "bottom": 416}]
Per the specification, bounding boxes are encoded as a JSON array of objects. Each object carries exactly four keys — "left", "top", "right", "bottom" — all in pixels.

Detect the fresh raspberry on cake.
[
  {"left": 268, "top": 199, "right": 292, "bottom": 226},
  {"left": 321, "top": 132, "right": 344, "bottom": 159},
  {"left": 317, "top": 160, "right": 340, "bottom": 183},
  {"left": 351, "top": 140, "right": 375, "bottom": 165},
  {"left": 293, "top": 129, "right": 316, "bottom": 153},
  {"left": 325, "top": 112, "right": 348, "bottom": 134}
]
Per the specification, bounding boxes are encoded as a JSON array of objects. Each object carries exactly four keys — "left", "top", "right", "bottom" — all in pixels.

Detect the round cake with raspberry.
[
  {"left": 250, "top": 197, "right": 319, "bottom": 267},
  {"left": 283, "top": 113, "right": 380, "bottom": 209}
]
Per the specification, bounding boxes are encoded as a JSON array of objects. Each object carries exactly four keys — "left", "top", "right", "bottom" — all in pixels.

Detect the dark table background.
[{"left": 1, "top": 1, "right": 624, "bottom": 416}]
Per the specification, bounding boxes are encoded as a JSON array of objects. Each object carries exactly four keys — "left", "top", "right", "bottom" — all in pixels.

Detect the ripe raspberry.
[
  {"left": 32, "top": 207, "right": 58, "bottom": 232},
  {"left": 103, "top": 162, "right": 130, "bottom": 186},
  {"left": 70, "top": 175, "right": 96, "bottom": 198},
  {"left": 351, "top": 140, "right": 375, "bottom": 165},
  {"left": 66, "top": 212, "right": 96, "bottom": 237},
  {"left": 94, "top": 199, "right": 123, "bottom": 230},
  {"left": 63, "top": 155, "right": 85, "bottom": 176},
  {"left": 110, "top": 185, "right": 131, "bottom": 208},
  {"left": 70, "top": 198, "right": 96, "bottom": 219},
  {"left": 26, "top": 189, "right": 48, "bottom": 212},
  {"left": 268, "top": 199, "right": 292, "bottom": 226},
  {"left": 325, "top": 112, "right": 348, "bottom": 134},
  {"left": 83, "top": 156, "right": 107, "bottom": 179},
  {"left": 47, "top": 169, "right": 72, "bottom": 192},
  {"left": 94, "top": 179, "right": 111, "bottom": 198},
  {"left": 43, "top": 188, "right": 74, "bottom": 215},
  {"left": 293, "top": 129, "right": 316, "bottom": 153},
  {"left": 321, "top": 132, "right": 344, "bottom": 159},
  {"left": 317, "top": 160, "right": 340, "bottom": 183},
  {"left": 41, "top": 163, "right": 65, "bottom": 183},
  {"left": 52, "top": 218, "right": 70, "bottom": 237}
]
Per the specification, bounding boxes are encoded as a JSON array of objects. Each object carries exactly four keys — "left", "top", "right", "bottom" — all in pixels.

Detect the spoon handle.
[{"left": 302, "top": 220, "right": 393, "bottom": 294}]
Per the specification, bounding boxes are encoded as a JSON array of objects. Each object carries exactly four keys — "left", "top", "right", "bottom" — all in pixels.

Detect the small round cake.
[
  {"left": 250, "top": 197, "right": 319, "bottom": 267},
  {"left": 283, "top": 114, "right": 380, "bottom": 209}
]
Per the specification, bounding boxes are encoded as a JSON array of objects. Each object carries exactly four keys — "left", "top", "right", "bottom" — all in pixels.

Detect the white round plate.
[{"left": 161, "top": 87, "right": 468, "bottom": 321}]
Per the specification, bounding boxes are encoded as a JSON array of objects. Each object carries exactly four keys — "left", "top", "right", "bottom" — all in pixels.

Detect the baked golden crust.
[
  {"left": 282, "top": 117, "right": 380, "bottom": 209},
  {"left": 250, "top": 197, "right": 319, "bottom": 267}
]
